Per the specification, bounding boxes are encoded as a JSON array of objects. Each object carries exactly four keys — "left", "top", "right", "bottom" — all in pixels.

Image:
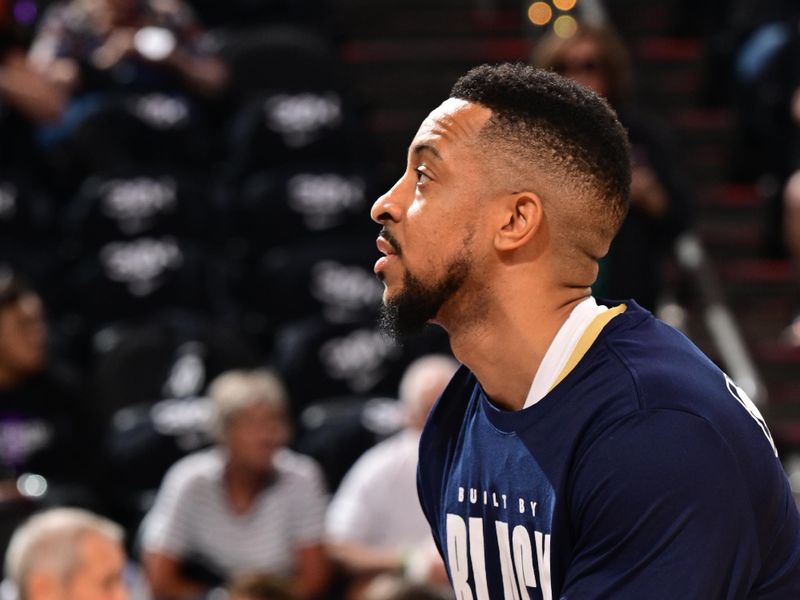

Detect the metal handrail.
[{"left": 674, "top": 232, "right": 768, "bottom": 404}]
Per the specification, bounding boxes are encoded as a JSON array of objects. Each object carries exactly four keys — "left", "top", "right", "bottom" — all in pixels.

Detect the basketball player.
[{"left": 370, "top": 63, "right": 800, "bottom": 599}]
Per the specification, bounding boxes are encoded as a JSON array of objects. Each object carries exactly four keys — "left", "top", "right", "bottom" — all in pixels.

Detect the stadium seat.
[
  {"left": 240, "top": 236, "right": 381, "bottom": 330},
  {"left": 64, "top": 171, "right": 215, "bottom": 249},
  {"left": 55, "top": 236, "right": 235, "bottom": 337},
  {"left": 92, "top": 312, "right": 259, "bottom": 531},
  {"left": 271, "top": 315, "right": 450, "bottom": 415},
  {"left": 0, "top": 173, "right": 58, "bottom": 293},
  {"left": 294, "top": 395, "right": 402, "bottom": 491},
  {"left": 229, "top": 166, "right": 374, "bottom": 255},
  {"left": 52, "top": 93, "right": 212, "bottom": 191}
]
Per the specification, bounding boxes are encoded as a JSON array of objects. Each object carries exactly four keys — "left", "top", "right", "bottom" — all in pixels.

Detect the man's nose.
[{"left": 370, "top": 176, "right": 406, "bottom": 224}]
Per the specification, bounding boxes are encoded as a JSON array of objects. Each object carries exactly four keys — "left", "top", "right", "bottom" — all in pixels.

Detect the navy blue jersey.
[{"left": 418, "top": 301, "right": 800, "bottom": 599}]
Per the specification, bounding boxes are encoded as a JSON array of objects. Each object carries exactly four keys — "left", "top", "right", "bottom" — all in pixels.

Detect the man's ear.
[{"left": 494, "top": 192, "right": 544, "bottom": 252}]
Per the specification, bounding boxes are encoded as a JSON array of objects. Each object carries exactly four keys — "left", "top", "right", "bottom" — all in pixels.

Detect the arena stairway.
[{"left": 622, "top": 19, "right": 800, "bottom": 452}]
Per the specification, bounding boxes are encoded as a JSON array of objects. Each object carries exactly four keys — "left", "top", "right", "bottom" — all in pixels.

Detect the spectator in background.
[
  {"left": 29, "top": 0, "right": 228, "bottom": 102},
  {"left": 4, "top": 507, "right": 127, "bottom": 600},
  {"left": 767, "top": 30, "right": 800, "bottom": 348},
  {"left": 0, "top": 37, "right": 65, "bottom": 124},
  {"left": 0, "top": 15, "right": 64, "bottom": 179},
  {"left": 0, "top": 271, "right": 99, "bottom": 528},
  {"left": 26, "top": 0, "right": 228, "bottom": 162},
  {"left": 325, "top": 355, "right": 457, "bottom": 600},
  {"left": 533, "top": 23, "right": 692, "bottom": 310},
  {"left": 781, "top": 85, "right": 800, "bottom": 345},
  {"left": 140, "top": 369, "right": 330, "bottom": 600}
]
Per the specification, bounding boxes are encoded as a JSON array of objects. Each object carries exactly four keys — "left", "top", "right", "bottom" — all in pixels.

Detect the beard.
[{"left": 378, "top": 254, "right": 471, "bottom": 339}]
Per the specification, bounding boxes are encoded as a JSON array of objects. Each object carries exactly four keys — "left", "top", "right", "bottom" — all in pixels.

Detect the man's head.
[
  {"left": 399, "top": 355, "right": 459, "bottom": 431},
  {"left": 5, "top": 508, "right": 127, "bottom": 600},
  {"left": 371, "top": 63, "right": 630, "bottom": 337},
  {"left": 208, "top": 369, "right": 291, "bottom": 474},
  {"left": 0, "top": 272, "right": 47, "bottom": 385}
]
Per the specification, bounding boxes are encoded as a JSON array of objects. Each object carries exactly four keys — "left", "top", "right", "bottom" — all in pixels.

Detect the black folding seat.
[
  {"left": 220, "top": 25, "right": 341, "bottom": 97},
  {"left": 64, "top": 170, "right": 214, "bottom": 249},
  {"left": 55, "top": 236, "right": 235, "bottom": 336},
  {"left": 225, "top": 88, "right": 367, "bottom": 181},
  {"left": 270, "top": 316, "right": 450, "bottom": 416},
  {"left": 91, "top": 312, "right": 259, "bottom": 530},
  {"left": 0, "top": 173, "right": 58, "bottom": 292},
  {"left": 293, "top": 395, "right": 402, "bottom": 491},
  {"left": 230, "top": 165, "right": 374, "bottom": 256},
  {"left": 189, "top": 0, "right": 328, "bottom": 31},
  {"left": 240, "top": 235, "right": 381, "bottom": 331},
  {"left": 54, "top": 93, "right": 213, "bottom": 191}
]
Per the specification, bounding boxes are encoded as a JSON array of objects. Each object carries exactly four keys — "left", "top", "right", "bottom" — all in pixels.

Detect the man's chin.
[{"left": 378, "top": 298, "right": 431, "bottom": 339}]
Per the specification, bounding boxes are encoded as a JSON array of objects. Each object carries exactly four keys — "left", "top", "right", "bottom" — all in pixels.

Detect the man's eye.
[{"left": 415, "top": 168, "right": 431, "bottom": 184}]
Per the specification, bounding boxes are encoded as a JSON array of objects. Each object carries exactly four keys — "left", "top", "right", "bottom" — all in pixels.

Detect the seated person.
[
  {"left": 325, "top": 355, "right": 457, "bottom": 599},
  {"left": 27, "top": 0, "right": 228, "bottom": 161},
  {"left": 781, "top": 86, "right": 800, "bottom": 345},
  {"left": 533, "top": 23, "right": 692, "bottom": 310},
  {"left": 4, "top": 507, "right": 128, "bottom": 600},
  {"left": 1, "top": 38, "right": 65, "bottom": 125},
  {"left": 140, "top": 369, "right": 330, "bottom": 600},
  {"left": 782, "top": 168, "right": 800, "bottom": 344},
  {"left": 0, "top": 21, "right": 64, "bottom": 182},
  {"left": 29, "top": 0, "right": 228, "bottom": 101},
  {"left": 0, "top": 272, "right": 98, "bottom": 507}
]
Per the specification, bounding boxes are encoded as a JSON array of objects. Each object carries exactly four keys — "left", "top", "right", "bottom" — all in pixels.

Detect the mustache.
[{"left": 379, "top": 227, "right": 402, "bottom": 257}]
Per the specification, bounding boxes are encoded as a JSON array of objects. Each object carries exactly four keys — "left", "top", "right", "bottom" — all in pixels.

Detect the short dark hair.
[{"left": 450, "top": 63, "right": 630, "bottom": 259}]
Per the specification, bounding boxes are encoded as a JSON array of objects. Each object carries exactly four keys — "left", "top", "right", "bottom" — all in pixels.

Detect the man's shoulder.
[
  {"left": 600, "top": 304, "right": 724, "bottom": 410},
  {"left": 274, "top": 448, "right": 325, "bottom": 489},
  {"left": 161, "top": 447, "right": 223, "bottom": 490},
  {"left": 596, "top": 307, "right": 785, "bottom": 496}
]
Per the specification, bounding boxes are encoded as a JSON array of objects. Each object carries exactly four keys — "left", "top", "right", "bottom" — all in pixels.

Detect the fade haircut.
[{"left": 450, "top": 63, "right": 630, "bottom": 265}]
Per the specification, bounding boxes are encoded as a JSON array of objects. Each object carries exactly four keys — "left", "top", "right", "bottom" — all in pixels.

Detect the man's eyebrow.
[{"left": 411, "top": 143, "right": 443, "bottom": 161}]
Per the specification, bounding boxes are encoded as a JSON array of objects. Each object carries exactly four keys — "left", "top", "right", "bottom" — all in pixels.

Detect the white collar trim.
[{"left": 522, "top": 297, "right": 608, "bottom": 408}]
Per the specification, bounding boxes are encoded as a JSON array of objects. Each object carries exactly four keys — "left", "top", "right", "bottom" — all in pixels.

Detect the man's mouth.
[
  {"left": 375, "top": 229, "right": 401, "bottom": 276},
  {"left": 376, "top": 236, "right": 396, "bottom": 256}
]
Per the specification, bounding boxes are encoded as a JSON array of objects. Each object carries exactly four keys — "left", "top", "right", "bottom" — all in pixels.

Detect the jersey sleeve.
[{"left": 561, "top": 409, "right": 760, "bottom": 599}]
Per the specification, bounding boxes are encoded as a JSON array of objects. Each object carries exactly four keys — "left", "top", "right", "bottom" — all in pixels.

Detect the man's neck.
[{"left": 443, "top": 289, "right": 589, "bottom": 411}]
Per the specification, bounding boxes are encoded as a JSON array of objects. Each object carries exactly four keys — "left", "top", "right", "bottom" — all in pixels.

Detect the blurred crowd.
[{"left": 1, "top": 0, "right": 799, "bottom": 598}]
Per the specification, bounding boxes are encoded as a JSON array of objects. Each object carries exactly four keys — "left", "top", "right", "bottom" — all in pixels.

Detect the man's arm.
[
  {"left": 562, "top": 409, "right": 760, "bottom": 599},
  {"left": 139, "top": 463, "right": 208, "bottom": 599}
]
